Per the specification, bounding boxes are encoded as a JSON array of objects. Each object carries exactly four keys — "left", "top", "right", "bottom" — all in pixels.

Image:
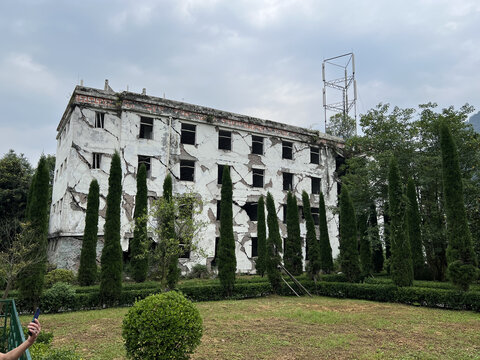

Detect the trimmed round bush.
[
  {"left": 122, "top": 291, "right": 203, "bottom": 359},
  {"left": 45, "top": 269, "right": 76, "bottom": 288},
  {"left": 41, "top": 282, "right": 76, "bottom": 313}
]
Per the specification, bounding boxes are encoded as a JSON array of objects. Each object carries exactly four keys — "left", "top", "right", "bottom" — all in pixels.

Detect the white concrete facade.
[{"left": 48, "top": 85, "right": 344, "bottom": 274}]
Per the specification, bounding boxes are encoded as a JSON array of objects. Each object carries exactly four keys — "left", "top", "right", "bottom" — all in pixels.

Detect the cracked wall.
[{"left": 49, "top": 86, "right": 343, "bottom": 273}]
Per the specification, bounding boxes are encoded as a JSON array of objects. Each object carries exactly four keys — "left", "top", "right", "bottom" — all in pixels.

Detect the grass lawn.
[{"left": 21, "top": 295, "right": 480, "bottom": 360}]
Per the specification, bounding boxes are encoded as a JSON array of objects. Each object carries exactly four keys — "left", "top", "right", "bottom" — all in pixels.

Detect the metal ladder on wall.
[
  {"left": 279, "top": 264, "right": 312, "bottom": 297},
  {"left": 0, "top": 299, "right": 32, "bottom": 360}
]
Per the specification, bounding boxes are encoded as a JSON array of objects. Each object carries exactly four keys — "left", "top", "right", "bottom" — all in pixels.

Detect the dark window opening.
[
  {"left": 139, "top": 117, "right": 153, "bottom": 139},
  {"left": 216, "top": 201, "right": 221, "bottom": 220},
  {"left": 252, "top": 135, "right": 264, "bottom": 155},
  {"left": 180, "top": 160, "right": 195, "bottom": 181},
  {"left": 218, "top": 130, "right": 232, "bottom": 150},
  {"left": 138, "top": 155, "right": 152, "bottom": 178},
  {"left": 211, "top": 237, "right": 220, "bottom": 266},
  {"left": 252, "top": 168, "right": 264, "bottom": 188},
  {"left": 283, "top": 204, "right": 287, "bottom": 224},
  {"left": 92, "top": 153, "right": 101, "bottom": 169},
  {"left": 298, "top": 205, "right": 304, "bottom": 220},
  {"left": 179, "top": 241, "right": 190, "bottom": 259},
  {"left": 218, "top": 165, "right": 230, "bottom": 185},
  {"left": 282, "top": 141, "right": 293, "bottom": 159},
  {"left": 311, "top": 207, "right": 320, "bottom": 226},
  {"left": 95, "top": 112, "right": 105, "bottom": 128},
  {"left": 251, "top": 237, "right": 258, "bottom": 257},
  {"left": 181, "top": 123, "right": 196, "bottom": 145},
  {"left": 312, "top": 177, "right": 321, "bottom": 195},
  {"left": 310, "top": 147, "right": 320, "bottom": 164},
  {"left": 123, "top": 244, "right": 131, "bottom": 266},
  {"left": 283, "top": 172, "right": 293, "bottom": 191},
  {"left": 241, "top": 202, "right": 258, "bottom": 221}
]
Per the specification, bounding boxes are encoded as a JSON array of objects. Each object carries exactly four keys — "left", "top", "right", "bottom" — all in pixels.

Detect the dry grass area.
[{"left": 21, "top": 296, "right": 480, "bottom": 360}]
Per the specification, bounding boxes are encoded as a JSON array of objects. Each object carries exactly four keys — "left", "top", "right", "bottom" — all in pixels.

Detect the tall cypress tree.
[
  {"left": 440, "top": 122, "right": 478, "bottom": 290},
  {"left": 369, "top": 202, "right": 384, "bottom": 273},
  {"left": 358, "top": 211, "right": 373, "bottom": 277},
  {"left": 406, "top": 177, "right": 425, "bottom": 279},
  {"left": 78, "top": 179, "right": 100, "bottom": 286},
  {"left": 388, "top": 157, "right": 413, "bottom": 287},
  {"left": 18, "top": 156, "right": 49, "bottom": 309},
  {"left": 164, "top": 174, "right": 180, "bottom": 289},
  {"left": 131, "top": 164, "right": 148, "bottom": 283},
  {"left": 302, "top": 191, "right": 320, "bottom": 279},
  {"left": 338, "top": 186, "right": 361, "bottom": 282},
  {"left": 266, "top": 192, "right": 282, "bottom": 292},
  {"left": 318, "top": 192, "right": 333, "bottom": 273},
  {"left": 100, "top": 152, "right": 123, "bottom": 304},
  {"left": 218, "top": 166, "right": 236, "bottom": 295},
  {"left": 256, "top": 196, "right": 267, "bottom": 277},
  {"left": 25, "top": 173, "right": 36, "bottom": 221},
  {"left": 285, "top": 191, "right": 303, "bottom": 275}
]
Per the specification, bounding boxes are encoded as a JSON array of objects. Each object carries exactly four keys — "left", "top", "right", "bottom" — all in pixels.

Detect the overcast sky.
[{"left": 1, "top": 0, "right": 479, "bottom": 165}]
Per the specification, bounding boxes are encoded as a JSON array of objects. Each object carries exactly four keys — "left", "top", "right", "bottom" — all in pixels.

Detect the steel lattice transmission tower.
[{"left": 322, "top": 53, "right": 357, "bottom": 135}]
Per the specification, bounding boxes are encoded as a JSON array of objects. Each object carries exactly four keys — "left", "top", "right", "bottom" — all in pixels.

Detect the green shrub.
[
  {"left": 30, "top": 345, "right": 82, "bottom": 360},
  {"left": 187, "top": 264, "right": 211, "bottom": 279},
  {"left": 45, "top": 269, "right": 76, "bottom": 288},
  {"left": 122, "top": 291, "right": 203, "bottom": 359},
  {"left": 41, "top": 282, "right": 76, "bottom": 313},
  {"left": 23, "top": 328, "right": 53, "bottom": 345}
]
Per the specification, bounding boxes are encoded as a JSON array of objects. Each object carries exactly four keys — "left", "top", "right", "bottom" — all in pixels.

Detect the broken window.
[
  {"left": 216, "top": 200, "right": 221, "bottom": 220},
  {"left": 139, "top": 116, "right": 153, "bottom": 139},
  {"left": 218, "top": 130, "right": 232, "bottom": 150},
  {"left": 252, "top": 168, "right": 264, "bottom": 188},
  {"left": 312, "top": 177, "right": 321, "bottom": 195},
  {"left": 179, "top": 239, "right": 190, "bottom": 259},
  {"left": 138, "top": 155, "right": 151, "bottom": 178},
  {"left": 311, "top": 207, "right": 320, "bottom": 225},
  {"left": 180, "top": 160, "right": 195, "bottom": 181},
  {"left": 181, "top": 123, "right": 196, "bottom": 145},
  {"left": 283, "top": 172, "right": 293, "bottom": 191},
  {"left": 310, "top": 146, "right": 320, "bottom": 164},
  {"left": 252, "top": 135, "right": 264, "bottom": 155},
  {"left": 218, "top": 164, "right": 230, "bottom": 185},
  {"left": 282, "top": 141, "right": 293, "bottom": 159},
  {"left": 242, "top": 202, "right": 258, "bottom": 221},
  {"left": 251, "top": 237, "right": 258, "bottom": 257},
  {"left": 92, "top": 153, "right": 101, "bottom": 169},
  {"left": 95, "top": 112, "right": 105, "bottom": 128}
]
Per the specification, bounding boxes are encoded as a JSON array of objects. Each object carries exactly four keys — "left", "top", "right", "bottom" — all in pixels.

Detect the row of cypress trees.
[{"left": 216, "top": 165, "right": 335, "bottom": 295}]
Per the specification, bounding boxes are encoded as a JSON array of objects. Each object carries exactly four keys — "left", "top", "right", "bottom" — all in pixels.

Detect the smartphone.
[{"left": 27, "top": 308, "right": 41, "bottom": 336}]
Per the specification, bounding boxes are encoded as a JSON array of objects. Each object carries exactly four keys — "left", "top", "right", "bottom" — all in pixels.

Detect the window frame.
[
  {"left": 139, "top": 116, "right": 154, "bottom": 140},
  {"left": 180, "top": 123, "right": 196, "bottom": 145},
  {"left": 282, "top": 141, "right": 293, "bottom": 160},
  {"left": 310, "top": 146, "right": 320, "bottom": 164},
  {"left": 218, "top": 130, "right": 232, "bottom": 150},
  {"left": 95, "top": 112, "right": 105, "bottom": 128},
  {"left": 180, "top": 160, "right": 195, "bottom": 182},
  {"left": 138, "top": 155, "right": 152, "bottom": 178},
  {"left": 251, "top": 135, "right": 264, "bottom": 155},
  {"left": 312, "top": 177, "right": 321, "bottom": 195},
  {"left": 252, "top": 168, "right": 264, "bottom": 188},
  {"left": 92, "top": 153, "right": 101, "bottom": 169},
  {"left": 283, "top": 172, "right": 293, "bottom": 191}
]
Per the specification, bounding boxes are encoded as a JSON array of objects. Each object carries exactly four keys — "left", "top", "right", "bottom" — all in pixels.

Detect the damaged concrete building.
[{"left": 48, "top": 81, "right": 344, "bottom": 274}]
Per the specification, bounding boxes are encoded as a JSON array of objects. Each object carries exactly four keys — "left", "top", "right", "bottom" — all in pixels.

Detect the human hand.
[{"left": 27, "top": 319, "right": 41, "bottom": 345}]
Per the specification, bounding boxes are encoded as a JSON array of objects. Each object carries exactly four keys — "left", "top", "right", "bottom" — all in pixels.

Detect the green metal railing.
[{"left": 0, "top": 299, "right": 31, "bottom": 360}]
